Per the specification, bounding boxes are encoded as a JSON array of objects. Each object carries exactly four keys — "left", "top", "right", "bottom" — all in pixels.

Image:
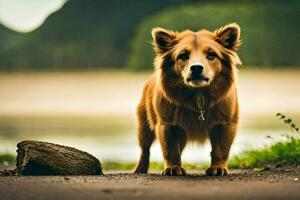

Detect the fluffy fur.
[{"left": 134, "top": 23, "right": 242, "bottom": 176}]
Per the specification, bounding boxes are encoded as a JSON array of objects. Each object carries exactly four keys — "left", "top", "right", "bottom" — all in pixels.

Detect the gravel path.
[{"left": 0, "top": 167, "right": 299, "bottom": 200}]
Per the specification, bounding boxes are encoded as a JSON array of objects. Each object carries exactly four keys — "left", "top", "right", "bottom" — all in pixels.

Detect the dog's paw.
[
  {"left": 162, "top": 166, "right": 186, "bottom": 176},
  {"left": 206, "top": 165, "right": 229, "bottom": 176}
]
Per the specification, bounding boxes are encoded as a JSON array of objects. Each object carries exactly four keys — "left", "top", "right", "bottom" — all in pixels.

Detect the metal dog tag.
[{"left": 198, "top": 110, "right": 205, "bottom": 121}]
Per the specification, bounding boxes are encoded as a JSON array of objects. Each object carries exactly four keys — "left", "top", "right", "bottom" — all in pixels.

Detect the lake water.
[{"left": 0, "top": 69, "right": 299, "bottom": 163}]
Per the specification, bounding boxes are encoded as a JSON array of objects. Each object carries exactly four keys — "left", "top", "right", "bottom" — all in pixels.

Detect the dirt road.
[{"left": 0, "top": 167, "right": 299, "bottom": 200}]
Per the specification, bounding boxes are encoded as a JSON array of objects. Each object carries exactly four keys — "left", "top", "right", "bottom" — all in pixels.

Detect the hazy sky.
[{"left": 0, "top": 0, "right": 67, "bottom": 32}]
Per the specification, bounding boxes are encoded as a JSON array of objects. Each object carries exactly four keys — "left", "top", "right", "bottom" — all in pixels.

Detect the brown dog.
[{"left": 134, "top": 23, "right": 242, "bottom": 176}]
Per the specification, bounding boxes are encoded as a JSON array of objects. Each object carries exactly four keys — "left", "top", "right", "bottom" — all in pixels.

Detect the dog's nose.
[{"left": 190, "top": 64, "right": 204, "bottom": 74}]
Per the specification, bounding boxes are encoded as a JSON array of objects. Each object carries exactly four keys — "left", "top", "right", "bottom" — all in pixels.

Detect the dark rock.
[{"left": 16, "top": 140, "right": 102, "bottom": 176}]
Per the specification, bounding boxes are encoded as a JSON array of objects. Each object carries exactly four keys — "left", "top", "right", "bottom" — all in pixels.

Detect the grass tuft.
[
  {"left": 0, "top": 153, "right": 16, "bottom": 164},
  {"left": 228, "top": 137, "right": 300, "bottom": 168},
  {"left": 229, "top": 113, "right": 300, "bottom": 168}
]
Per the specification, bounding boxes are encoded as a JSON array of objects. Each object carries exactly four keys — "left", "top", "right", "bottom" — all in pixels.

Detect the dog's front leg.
[
  {"left": 156, "top": 123, "right": 187, "bottom": 176},
  {"left": 206, "top": 123, "right": 237, "bottom": 176}
]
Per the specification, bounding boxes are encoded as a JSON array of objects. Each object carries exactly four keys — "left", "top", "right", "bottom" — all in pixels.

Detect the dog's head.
[{"left": 152, "top": 23, "right": 241, "bottom": 89}]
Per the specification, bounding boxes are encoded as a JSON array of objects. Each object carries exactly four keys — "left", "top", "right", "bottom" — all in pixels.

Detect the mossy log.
[{"left": 16, "top": 140, "right": 102, "bottom": 175}]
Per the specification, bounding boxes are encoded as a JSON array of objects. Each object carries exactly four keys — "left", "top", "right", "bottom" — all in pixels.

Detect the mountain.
[{"left": 0, "top": 0, "right": 198, "bottom": 70}]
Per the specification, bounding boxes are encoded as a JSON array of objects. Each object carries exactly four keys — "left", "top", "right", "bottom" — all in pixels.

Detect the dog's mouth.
[
  {"left": 185, "top": 74, "right": 210, "bottom": 88},
  {"left": 186, "top": 75, "right": 209, "bottom": 83}
]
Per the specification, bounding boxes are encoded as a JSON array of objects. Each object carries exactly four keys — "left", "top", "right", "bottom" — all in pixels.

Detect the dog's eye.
[
  {"left": 177, "top": 52, "right": 189, "bottom": 61},
  {"left": 206, "top": 51, "right": 217, "bottom": 60}
]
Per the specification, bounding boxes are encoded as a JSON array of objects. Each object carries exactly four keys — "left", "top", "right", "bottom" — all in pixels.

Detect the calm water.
[
  {"left": 0, "top": 69, "right": 299, "bottom": 163},
  {"left": 0, "top": 115, "right": 289, "bottom": 163}
]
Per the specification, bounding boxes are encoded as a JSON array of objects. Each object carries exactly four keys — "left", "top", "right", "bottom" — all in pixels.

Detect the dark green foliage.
[
  {"left": 0, "top": 0, "right": 195, "bottom": 70},
  {"left": 128, "top": 0, "right": 300, "bottom": 70},
  {"left": 0, "top": 0, "right": 299, "bottom": 70}
]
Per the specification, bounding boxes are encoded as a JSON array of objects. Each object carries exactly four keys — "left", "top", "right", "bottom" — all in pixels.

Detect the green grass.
[
  {"left": 2, "top": 138, "right": 299, "bottom": 170},
  {"left": 104, "top": 135, "right": 300, "bottom": 170},
  {"left": 228, "top": 137, "right": 300, "bottom": 168},
  {"left": 0, "top": 153, "right": 15, "bottom": 164},
  {"left": 102, "top": 161, "right": 206, "bottom": 171},
  {"left": 102, "top": 161, "right": 136, "bottom": 170},
  {"left": 2, "top": 112, "right": 299, "bottom": 170},
  {"left": 1, "top": 137, "right": 299, "bottom": 170},
  {"left": 0, "top": 154, "right": 204, "bottom": 171},
  {"left": 103, "top": 136, "right": 300, "bottom": 171},
  {"left": 229, "top": 113, "right": 300, "bottom": 168}
]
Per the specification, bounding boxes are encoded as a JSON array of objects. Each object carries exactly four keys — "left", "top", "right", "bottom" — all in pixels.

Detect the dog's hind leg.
[{"left": 133, "top": 107, "right": 155, "bottom": 174}]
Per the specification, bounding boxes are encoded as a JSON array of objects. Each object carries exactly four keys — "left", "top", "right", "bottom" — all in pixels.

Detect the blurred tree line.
[
  {"left": 0, "top": 0, "right": 299, "bottom": 71},
  {"left": 129, "top": 0, "right": 300, "bottom": 70}
]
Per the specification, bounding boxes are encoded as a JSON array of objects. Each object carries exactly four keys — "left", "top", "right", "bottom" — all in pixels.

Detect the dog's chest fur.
[{"left": 153, "top": 92, "right": 210, "bottom": 141}]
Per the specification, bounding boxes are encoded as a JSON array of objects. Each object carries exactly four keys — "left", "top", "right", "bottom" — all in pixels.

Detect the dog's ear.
[
  {"left": 215, "top": 23, "right": 241, "bottom": 51},
  {"left": 152, "top": 27, "right": 177, "bottom": 53}
]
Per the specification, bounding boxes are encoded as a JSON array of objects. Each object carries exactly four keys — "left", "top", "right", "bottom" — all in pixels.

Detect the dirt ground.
[{"left": 0, "top": 166, "right": 299, "bottom": 200}]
